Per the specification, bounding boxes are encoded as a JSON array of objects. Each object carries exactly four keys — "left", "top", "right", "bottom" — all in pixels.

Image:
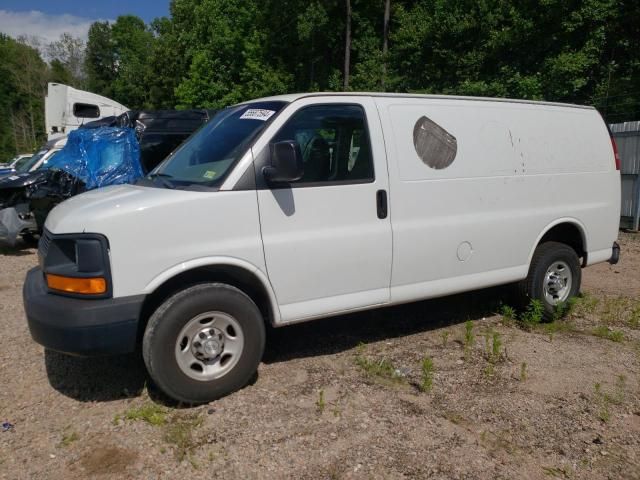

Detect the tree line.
[{"left": 1, "top": 0, "right": 639, "bottom": 160}]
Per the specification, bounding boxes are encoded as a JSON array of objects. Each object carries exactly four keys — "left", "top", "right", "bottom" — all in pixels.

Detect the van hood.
[{"left": 45, "top": 183, "right": 207, "bottom": 234}]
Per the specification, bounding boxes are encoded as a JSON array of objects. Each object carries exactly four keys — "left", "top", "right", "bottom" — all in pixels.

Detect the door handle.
[{"left": 376, "top": 189, "right": 388, "bottom": 219}]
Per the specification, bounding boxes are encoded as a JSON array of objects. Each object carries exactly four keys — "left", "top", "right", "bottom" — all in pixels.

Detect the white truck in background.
[{"left": 45, "top": 83, "right": 128, "bottom": 140}]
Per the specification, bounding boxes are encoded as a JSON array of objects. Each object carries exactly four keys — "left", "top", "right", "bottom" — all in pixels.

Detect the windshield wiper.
[{"left": 147, "top": 172, "right": 176, "bottom": 189}]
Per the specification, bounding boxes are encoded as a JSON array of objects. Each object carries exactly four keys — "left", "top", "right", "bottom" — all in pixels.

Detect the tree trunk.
[
  {"left": 381, "top": 0, "right": 391, "bottom": 90},
  {"left": 343, "top": 0, "right": 352, "bottom": 90},
  {"left": 28, "top": 101, "right": 37, "bottom": 148},
  {"left": 9, "top": 109, "right": 18, "bottom": 152},
  {"left": 310, "top": 34, "right": 315, "bottom": 88}
]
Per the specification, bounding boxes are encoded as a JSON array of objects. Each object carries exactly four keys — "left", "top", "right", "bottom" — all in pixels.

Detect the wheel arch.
[
  {"left": 527, "top": 219, "right": 588, "bottom": 267},
  {"left": 138, "top": 258, "right": 281, "bottom": 343}
]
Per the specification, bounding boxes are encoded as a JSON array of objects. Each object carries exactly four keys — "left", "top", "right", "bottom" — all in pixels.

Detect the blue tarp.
[{"left": 45, "top": 127, "right": 143, "bottom": 190}]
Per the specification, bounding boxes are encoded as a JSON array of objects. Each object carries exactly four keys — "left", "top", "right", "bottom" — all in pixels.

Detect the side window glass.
[{"left": 272, "top": 104, "right": 374, "bottom": 184}]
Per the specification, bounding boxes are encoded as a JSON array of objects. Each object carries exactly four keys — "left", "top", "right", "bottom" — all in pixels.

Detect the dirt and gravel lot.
[{"left": 1, "top": 233, "right": 639, "bottom": 479}]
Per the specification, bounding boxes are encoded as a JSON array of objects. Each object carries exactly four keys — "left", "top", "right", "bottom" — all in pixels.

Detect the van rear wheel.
[
  {"left": 520, "top": 241, "right": 581, "bottom": 322},
  {"left": 142, "top": 283, "right": 265, "bottom": 404}
]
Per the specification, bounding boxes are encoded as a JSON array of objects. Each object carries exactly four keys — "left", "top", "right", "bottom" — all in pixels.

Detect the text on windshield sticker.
[{"left": 239, "top": 109, "right": 276, "bottom": 121}]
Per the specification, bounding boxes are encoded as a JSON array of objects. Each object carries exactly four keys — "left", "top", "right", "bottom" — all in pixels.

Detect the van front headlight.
[{"left": 39, "top": 230, "right": 112, "bottom": 298}]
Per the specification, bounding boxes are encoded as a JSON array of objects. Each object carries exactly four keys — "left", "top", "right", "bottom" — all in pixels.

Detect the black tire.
[
  {"left": 142, "top": 283, "right": 265, "bottom": 404},
  {"left": 519, "top": 241, "right": 581, "bottom": 322}
]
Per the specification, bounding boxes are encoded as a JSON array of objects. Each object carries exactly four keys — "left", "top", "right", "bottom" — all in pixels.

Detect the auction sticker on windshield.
[{"left": 240, "top": 109, "right": 276, "bottom": 121}]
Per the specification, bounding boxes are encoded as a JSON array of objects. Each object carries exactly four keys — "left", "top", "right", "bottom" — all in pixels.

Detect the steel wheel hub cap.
[
  {"left": 192, "top": 328, "right": 224, "bottom": 359},
  {"left": 543, "top": 261, "right": 572, "bottom": 305},
  {"left": 175, "top": 311, "right": 244, "bottom": 381}
]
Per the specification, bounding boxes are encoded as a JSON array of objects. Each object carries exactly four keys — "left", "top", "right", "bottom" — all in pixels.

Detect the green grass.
[
  {"left": 629, "top": 304, "right": 640, "bottom": 329},
  {"left": 542, "top": 465, "right": 572, "bottom": 478},
  {"left": 118, "top": 402, "right": 205, "bottom": 464},
  {"left": 520, "top": 362, "right": 527, "bottom": 381},
  {"left": 59, "top": 430, "right": 79, "bottom": 447},
  {"left": 552, "top": 297, "right": 578, "bottom": 321},
  {"left": 355, "top": 352, "right": 405, "bottom": 384},
  {"left": 419, "top": 357, "right": 434, "bottom": 392},
  {"left": 499, "top": 304, "right": 516, "bottom": 325},
  {"left": 464, "top": 320, "right": 474, "bottom": 360},
  {"left": 572, "top": 292, "right": 599, "bottom": 317},
  {"left": 440, "top": 331, "right": 450, "bottom": 347},
  {"left": 482, "top": 328, "right": 505, "bottom": 365},
  {"left": 163, "top": 412, "right": 204, "bottom": 462},
  {"left": 594, "top": 383, "right": 611, "bottom": 423},
  {"left": 592, "top": 325, "right": 624, "bottom": 342},
  {"left": 122, "top": 402, "right": 168, "bottom": 426},
  {"left": 521, "top": 299, "right": 544, "bottom": 325},
  {"left": 600, "top": 296, "right": 631, "bottom": 325},
  {"left": 316, "top": 389, "right": 326, "bottom": 413},
  {"left": 490, "top": 331, "right": 502, "bottom": 362}
]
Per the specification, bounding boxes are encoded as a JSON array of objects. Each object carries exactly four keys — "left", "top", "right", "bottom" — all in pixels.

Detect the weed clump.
[
  {"left": 355, "top": 346, "right": 405, "bottom": 384},
  {"left": 122, "top": 402, "right": 168, "bottom": 426},
  {"left": 419, "top": 357, "right": 434, "bottom": 392},
  {"left": 59, "top": 430, "right": 79, "bottom": 447},
  {"left": 519, "top": 362, "right": 527, "bottom": 381},
  {"left": 521, "top": 299, "right": 545, "bottom": 325},
  {"left": 592, "top": 326, "right": 624, "bottom": 342},
  {"left": 499, "top": 304, "right": 516, "bottom": 324},
  {"left": 463, "top": 320, "right": 475, "bottom": 360},
  {"left": 316, "top": 389, "right": 326, "bottom": 413},
  {"left": 163, "top": 413, "right": 204, "bottom": 462}
]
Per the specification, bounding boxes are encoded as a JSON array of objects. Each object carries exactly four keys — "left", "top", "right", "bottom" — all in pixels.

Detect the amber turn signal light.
[{"left": 46, "top": 274, "right": 107, "bottom": 295}]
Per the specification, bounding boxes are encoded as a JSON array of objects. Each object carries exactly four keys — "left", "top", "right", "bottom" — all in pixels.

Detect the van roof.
[{"left": 246, "top": 92, "right": 594, "bottom": 110}]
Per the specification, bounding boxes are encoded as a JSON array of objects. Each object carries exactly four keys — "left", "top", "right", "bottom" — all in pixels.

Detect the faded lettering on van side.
[{"left": 413, "top": 116, "right": 457, "bottom": 169}]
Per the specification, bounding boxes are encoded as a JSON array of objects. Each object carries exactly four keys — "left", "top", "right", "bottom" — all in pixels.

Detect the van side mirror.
[{"left": 263, "top": 141, "right": 304, "bottom": 183}]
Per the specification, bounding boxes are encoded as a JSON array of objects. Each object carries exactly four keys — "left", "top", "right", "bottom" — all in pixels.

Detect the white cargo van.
[{"left": 24, "top": 93, "right": 621, "bottom": 403}]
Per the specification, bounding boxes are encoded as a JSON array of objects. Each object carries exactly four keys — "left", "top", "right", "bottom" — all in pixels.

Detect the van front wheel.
[
  {"left": 520, "top": 241, "right": 581, "bottom": 321},
  {"left": 142, "top": 283, "right": 265, "bottom": 404}
]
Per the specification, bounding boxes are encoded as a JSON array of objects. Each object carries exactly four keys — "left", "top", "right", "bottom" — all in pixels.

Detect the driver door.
[{"left": 255, "top": 97, "right": 392, "bottom": 323}]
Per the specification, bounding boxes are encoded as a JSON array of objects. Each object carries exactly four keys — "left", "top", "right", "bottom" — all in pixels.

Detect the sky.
[{"left": 0, "top": 1, "right": 169, "bottom": 44}]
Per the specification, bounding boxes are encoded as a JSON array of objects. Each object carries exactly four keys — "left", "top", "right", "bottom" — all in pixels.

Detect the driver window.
[{"left": 271, "top": 104, "right": 374, "bottom": 185}]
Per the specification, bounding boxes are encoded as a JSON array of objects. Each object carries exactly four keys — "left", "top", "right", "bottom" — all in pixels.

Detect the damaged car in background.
[
  {"left": 0, "top": 109, "right": 214, "bottom": 246},
  {"left": 0, "top": 153, "right": 33, "bottom": 173},
  {"left": 0, "top": 138, "right": 68, "bottom": 245}
]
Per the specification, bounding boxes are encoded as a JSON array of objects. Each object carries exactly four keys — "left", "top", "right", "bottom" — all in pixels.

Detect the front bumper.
[{"left": 23, "top": 267, "right": 145, "bottom": 356}]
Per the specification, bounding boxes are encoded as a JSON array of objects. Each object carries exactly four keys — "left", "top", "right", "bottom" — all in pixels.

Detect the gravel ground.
[{"left": 1, "top": 233, "right": 639, "bottom": 479}]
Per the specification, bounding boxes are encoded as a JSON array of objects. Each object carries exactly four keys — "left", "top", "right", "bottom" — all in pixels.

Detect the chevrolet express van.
[{"left": 23, "top": 93, "right": 621, "bottom": 403}]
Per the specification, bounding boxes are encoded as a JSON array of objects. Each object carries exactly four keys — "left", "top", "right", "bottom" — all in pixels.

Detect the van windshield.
[{"left": 150, "top": 101, "right": 286, "bottom": 187}]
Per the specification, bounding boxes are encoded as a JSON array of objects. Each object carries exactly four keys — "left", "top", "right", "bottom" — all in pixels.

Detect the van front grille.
[{"left": 38, "top": 229, "right": 51, "bottom": 266}]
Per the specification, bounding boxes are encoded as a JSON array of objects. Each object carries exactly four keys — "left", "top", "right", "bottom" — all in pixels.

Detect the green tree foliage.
[
  {"left": 2, "top": 0, "right": 640, "bottom": 162},
  {"left": 54, "top": 0, "right": 640, "bottom": 119},
  {"left": 111, "top": 15, "right": 155, "bottom": 108},
  {"left": 0, "top": 34, "right": 48, "bottom": 160},
  {"left": 85, "top": 21, "right": 117, "bottom": 99},
  {"left": 85, "top": 16, "right": 155, "bottom": 108},
  {"left": 46, "top": 33, "right": 86, "bottom": 88},
  {"left": 172, "top": 0, "right": 292, "bottom": 108}
]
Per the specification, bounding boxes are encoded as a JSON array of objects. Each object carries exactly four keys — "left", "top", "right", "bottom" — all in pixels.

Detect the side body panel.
[{"left": 375, "top": 97, "right": 620, "bottom": 303}]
